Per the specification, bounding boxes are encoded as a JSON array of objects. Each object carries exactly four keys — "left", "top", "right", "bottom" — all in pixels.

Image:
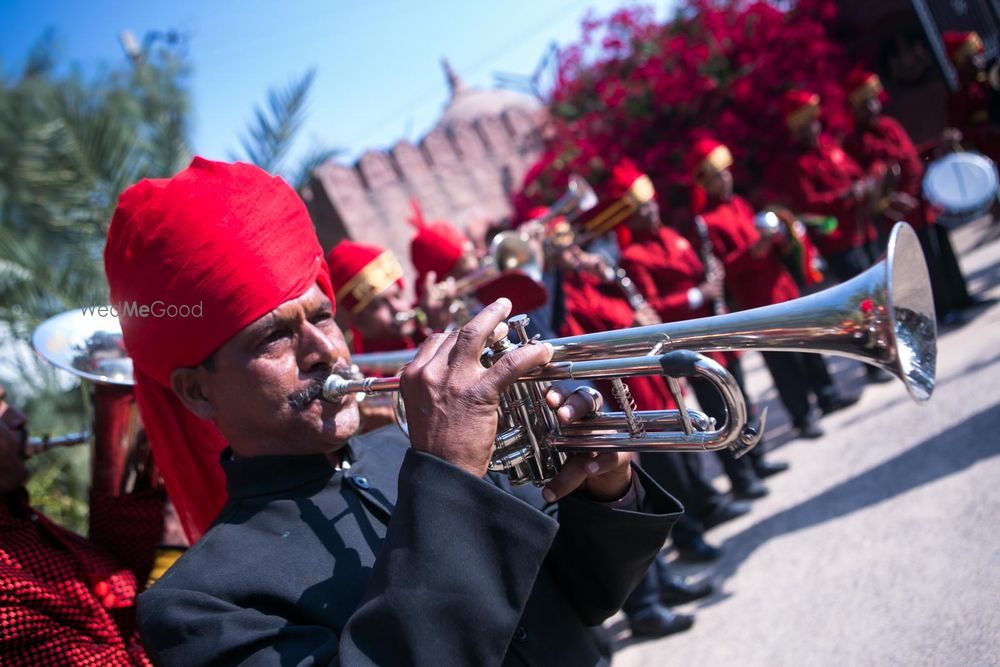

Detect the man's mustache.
[{"left": 288, "top": 366, "right": 352, "bottom": 411}]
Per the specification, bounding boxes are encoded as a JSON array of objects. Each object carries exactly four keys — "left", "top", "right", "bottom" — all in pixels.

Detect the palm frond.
[{"left": 236, "top": 69, "right": 316, "bottom": 173}]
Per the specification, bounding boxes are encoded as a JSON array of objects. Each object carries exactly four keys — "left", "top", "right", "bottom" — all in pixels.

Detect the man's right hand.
[{"left": 399, "top": 299, "right": 553, "bottom": 478}]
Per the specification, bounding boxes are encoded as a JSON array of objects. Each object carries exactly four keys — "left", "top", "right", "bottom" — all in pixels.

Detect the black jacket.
[{"left": 137, "top": 426, "right": 681, "bottom": 666}]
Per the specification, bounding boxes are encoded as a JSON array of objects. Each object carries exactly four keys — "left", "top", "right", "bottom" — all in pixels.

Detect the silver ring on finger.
[{"left": 572, "top": 385, "right": 604, "bottom": 414}]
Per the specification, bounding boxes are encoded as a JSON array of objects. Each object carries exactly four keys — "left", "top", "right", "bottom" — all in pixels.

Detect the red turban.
[
  {"left": 943, "top": 31, "right": 983, "bottom": 68},
  {"left": 783, "top": 90, "right": 820, "bottom": 130},
  {"left": 327, "top": 240, "right": 404, "bottom": 314},
  {"left": 408, "top": 201, "right": 467, "bottom": 284},
  {"left": 685, "top": 138, "right": 733, "bottom": 214},
  {"left": 576, "top": 158, "right": 654, "bottom": 243},
  {"left": 104, "top": 157, "right": 333, "bottom": 542},
  {"left": 686, "top": 138, "right": 733, "bottom": 181},
  {"left": 845, "top": 70, "right": 884, "bottom": 108}
]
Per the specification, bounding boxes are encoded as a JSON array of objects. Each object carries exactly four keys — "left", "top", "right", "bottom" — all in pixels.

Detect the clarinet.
[
  {"left": 601, "top": 264, "right": 647, "bottom": 311},
  {"left": 692, "top": 215, "right": 725, "bottom": 316},
  {"left": 607, "top": 266, "right": 646, "bottom": 312}
]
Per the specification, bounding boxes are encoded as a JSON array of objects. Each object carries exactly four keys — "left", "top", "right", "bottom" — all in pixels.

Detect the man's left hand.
[{"left": 539, "top": 384, "right": 632, "bottom": 503}]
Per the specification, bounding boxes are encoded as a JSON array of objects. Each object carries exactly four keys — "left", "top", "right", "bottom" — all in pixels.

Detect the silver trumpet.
[{"left": 328, "top": 222, "right": 936, "bottom": 487}]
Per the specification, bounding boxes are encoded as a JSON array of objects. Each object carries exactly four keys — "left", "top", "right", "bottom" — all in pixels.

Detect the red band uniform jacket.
[
  {"left": 698, "top": 195, "right": 800, "bottom": 311},
  {"left": 765, "top": 135, "right": 876, "bottom": 258}
]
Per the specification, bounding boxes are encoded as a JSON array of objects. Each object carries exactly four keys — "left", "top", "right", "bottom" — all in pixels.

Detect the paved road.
[{"left": 612, "top": 219, "right": 1000, "bottom": 667}]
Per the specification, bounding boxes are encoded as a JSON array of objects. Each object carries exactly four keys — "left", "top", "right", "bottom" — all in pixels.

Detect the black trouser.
[
  {"left": 689, "top": 357, "right": 762, "bottom": 490},
  {"left": 917, "top": 224, "right": 973, "bottom": 318},
  {"left": 760, "top": 351, "right": 838, "bottom": 426}
]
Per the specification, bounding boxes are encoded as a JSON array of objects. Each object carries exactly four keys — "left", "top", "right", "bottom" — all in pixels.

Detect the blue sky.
[{"left": 1, "top": 0, "right": 663, "bottom": 170}]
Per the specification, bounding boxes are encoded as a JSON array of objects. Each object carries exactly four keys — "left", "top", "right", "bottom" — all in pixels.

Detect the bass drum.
[{"left": 922, "top": 151, "right": 999, "bottom": 227}]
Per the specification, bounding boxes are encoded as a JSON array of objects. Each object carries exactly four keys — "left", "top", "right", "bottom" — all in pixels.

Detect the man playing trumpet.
[{"left": 110, "top": 158, "right": 682, "bottom": 665}]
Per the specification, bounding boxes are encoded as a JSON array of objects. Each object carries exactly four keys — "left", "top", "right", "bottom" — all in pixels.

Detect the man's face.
[
  {"left": 352, "top": 283, "right": 415, "bottom": 340},
  {"left": 196, "top": 284, "right": 360, "bottom": 457},
  {"left": 450, "top": 246, "right": 481, "bottom": 280},
  {"left": 628, "top": 198, "right": 661, "bottom": 233},
  {"left": 702, "top": 168, "right": 733, "bottom": 202},
  {"left": 854, "top": 95, "right": 882, "bottom": 127},
  {"left": 793, "top": 118, "right": 821, "bottom": 147}
]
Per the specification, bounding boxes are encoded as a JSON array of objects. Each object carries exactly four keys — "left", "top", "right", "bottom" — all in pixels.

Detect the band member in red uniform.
[
  {"left": 688, "top": 138, "right": 858, "bottom": 440},
  {"left": 408, "top": 206, "right": 482, "bottom": 331},
  {"left": 409, "top": 205, "right": 549, "bottom": 332},
  {"left": 326, "top": 241, "right": 421, "bottom": 431},
  {"left": 409, "top": 206, "right": 480, "bottom": 290},
  {"left": 764, "top": 90, "right": 879, "bottom": 283},
  {"left": 0, "top": 388, "right": 150, "bottom": 666},
  {"left": 609, "top": 159, "right": 787, "bottom": 485},
  {"left": 843, "top": 70, "right": 979, "bottom": 325},
  {"left": 557, "top": 169, "right": 728, "bottom": 639},
  {"left": 327, "top": 240, "right": 418, "bottom": 354},
  {"left": 943, "top": 31, "right": 1000, "bottom": 162}
]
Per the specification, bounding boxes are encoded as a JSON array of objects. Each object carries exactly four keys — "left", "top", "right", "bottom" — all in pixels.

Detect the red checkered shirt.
[{"left": 0, "top": 490, "right": 150, "bottom": 666}]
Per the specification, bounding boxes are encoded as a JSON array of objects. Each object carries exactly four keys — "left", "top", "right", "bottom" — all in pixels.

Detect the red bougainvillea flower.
[{"left": 515, "top": 0, "right": 855, "bottom": 218}]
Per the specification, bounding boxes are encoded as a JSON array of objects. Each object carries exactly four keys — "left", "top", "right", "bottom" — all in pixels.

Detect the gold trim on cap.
[
  {"left": 334, "top": 250, "right": 404, "bottom": 314},
  {"left": 849, "top": 74, "right": 883, "bottom": 107},
  {"left": 786, "top": 94, "right": 820, "bottom": 130},
  {"left": 694, "top": 145, "right": 733, "bottom": 180},
  {"left": 952, "top": 33, "right": 983, "bottom": 66},
  {"left": 583, "top": 175, "right": 656, "bottom": 237}
]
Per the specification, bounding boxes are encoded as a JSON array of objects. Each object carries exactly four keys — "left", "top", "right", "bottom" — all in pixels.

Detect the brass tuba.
[{"left": 332, "top": 223, "right": 936, "bottom": 486}]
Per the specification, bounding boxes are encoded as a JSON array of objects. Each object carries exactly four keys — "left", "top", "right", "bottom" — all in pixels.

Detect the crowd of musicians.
[{"left": 0, "top": 31, "right": 993, "bottom": 666}]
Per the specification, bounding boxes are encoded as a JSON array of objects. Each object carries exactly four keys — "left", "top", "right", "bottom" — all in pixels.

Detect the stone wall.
[{"left": 300, "top": 107, "right": 544, "bottom": 293}]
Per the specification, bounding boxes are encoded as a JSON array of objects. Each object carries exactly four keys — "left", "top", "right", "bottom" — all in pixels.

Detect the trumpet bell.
[
  {"left": 489, "top": 230, "right": 542, "bottom": 281},
  {"left": 885, "top": 222, "right": 936, "bottom": 401},
  {"left": 32, "top": 308, "right": 134, "bottom": 386}
]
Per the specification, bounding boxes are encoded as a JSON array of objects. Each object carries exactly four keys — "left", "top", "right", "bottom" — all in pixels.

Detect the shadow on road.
[
  {"left": 705, "top": 401, "right": 999, "bottom": 588},
  {"left": 608, "top": 402, "right": 1000, "bottom": 650}
]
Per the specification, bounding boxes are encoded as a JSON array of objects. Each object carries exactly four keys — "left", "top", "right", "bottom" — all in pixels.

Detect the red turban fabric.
[
  {"left": 943, "top": 31, "right": 983, "bottom": 67},
  {"left": 783, "top": 90, "right": 820, "bottom": 130},
  {"left": 408, "top": 201, "right": 467, "bottom": 284},
  {"left": 327, "top": 240, "right": 405, "bottom": 314},
  {"left": 104, "top": 157, "right": 333, "bottom": 542}
]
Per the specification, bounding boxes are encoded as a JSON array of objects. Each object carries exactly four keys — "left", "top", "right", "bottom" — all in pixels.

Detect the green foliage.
[
  {"left": 0, "top": 31, "right": 192, "bottom": 341},
  {"left": 2, "top": 32, "right": 333, "bottom": 535},
  {"left": 0, "top": 31, "right": 192, "bottom": 534}
]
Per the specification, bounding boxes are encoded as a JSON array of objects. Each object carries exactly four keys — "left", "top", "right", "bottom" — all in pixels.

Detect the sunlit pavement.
[{"left": 611, "top": 218, "right": 1000, "bottom": 667}]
